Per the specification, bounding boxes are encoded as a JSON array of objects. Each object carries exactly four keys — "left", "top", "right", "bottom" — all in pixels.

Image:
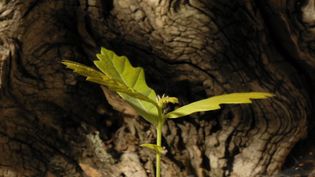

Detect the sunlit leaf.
[
  {"left": 62, "top": 60, "right": 105, "bottom": 79},
  {"left": 63, "top": 60, "right": 135, "bottom": 95},
  {"left": 62, "top": 48, "right": 161, "bottom": 126},
  {"left": 165, "top": 92, "right": 273, "bottom": 119},
  {"left": 94, "top": 48, "right": 160, "bottom": 125}
]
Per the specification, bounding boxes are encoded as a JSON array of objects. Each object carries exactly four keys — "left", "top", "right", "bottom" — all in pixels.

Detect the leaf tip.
[
  {"left": 61, "top": 60, "right": 70, "bottom": 65},
  {"left": 256, "top": 92, "right": 275, "bottom": 98}
]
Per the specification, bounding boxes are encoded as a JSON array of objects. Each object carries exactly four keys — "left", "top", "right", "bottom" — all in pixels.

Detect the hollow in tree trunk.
[{"left": 0, "top": 0, "right": 314, "bottom": 177}]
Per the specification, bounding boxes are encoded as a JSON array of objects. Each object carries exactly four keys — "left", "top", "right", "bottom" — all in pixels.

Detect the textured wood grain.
[{"left": 0, "top": 0, "right": 313, "bottom": 177}]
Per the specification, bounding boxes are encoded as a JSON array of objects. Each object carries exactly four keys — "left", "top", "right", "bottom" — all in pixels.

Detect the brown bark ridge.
[{"left": 0, "top": 0, "right": 314, "bottom": 177}]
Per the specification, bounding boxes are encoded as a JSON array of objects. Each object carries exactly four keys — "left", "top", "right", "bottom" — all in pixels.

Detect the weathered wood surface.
[{"left": 0, "top": 0, "right": 314, "bottom": 177}]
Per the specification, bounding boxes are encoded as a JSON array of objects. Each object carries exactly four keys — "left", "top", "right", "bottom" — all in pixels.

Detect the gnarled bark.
[{"left": 0, "top": 0, "right": 314, "bottom": 177}]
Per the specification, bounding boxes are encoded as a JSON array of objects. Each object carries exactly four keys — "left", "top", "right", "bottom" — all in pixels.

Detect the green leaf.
[
  {"left": 62, "top": 60, "right": 105, "bottom": 79},
  {"left": 94, "top": 48, "right": 160, "bottom": 125},
  {"left": 165, "top": 92, "right": 273, "bottom": 119},
  {"left": 140, "top": 144, "right": 166, "bottom": 155},
  {"left": 62, "top": 60, "right": 135, "bottom": 95},
  {"left": 62, "top": 48, "right": 161, "bottom": 126}
]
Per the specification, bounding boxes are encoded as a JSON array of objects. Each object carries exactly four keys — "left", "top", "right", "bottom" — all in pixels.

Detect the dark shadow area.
[{"left": 282, "top": 129, "right": 315, "bottom": 176}]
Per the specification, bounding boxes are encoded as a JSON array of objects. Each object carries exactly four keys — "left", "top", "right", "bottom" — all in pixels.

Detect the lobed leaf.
[
  {"left": 62, "top": 48, "right": 161, "bottom": 126},
  {"left": 62, "top": 60, "right": 105, "bottom": 79},
  {"left": 165, "top": 92, "right": 273, "bottom": 119},
  {"left": 94, "top": 48, "right": 160, "bottom": 125},
  {"left": 63, "top": 60, "right": 131, "bottom": 94}
]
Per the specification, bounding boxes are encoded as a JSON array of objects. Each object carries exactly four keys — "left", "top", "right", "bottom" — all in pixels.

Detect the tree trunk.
[{"left": 0, "top": 0, "right": 314, "bottom": 177}]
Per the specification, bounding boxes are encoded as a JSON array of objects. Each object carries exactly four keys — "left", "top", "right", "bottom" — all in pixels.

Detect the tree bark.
[{"left": 0, "top": 0, "right": 314, "bottom": 177}]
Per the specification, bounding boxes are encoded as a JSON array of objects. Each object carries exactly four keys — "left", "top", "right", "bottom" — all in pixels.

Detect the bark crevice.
[{"left": 0, "top": 0, "right": 314, "bottom": 177}]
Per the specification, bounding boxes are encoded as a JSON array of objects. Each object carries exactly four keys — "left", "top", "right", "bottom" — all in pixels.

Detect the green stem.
[{"left": 156, "top": 120, "right": 163, "bottom": 177}]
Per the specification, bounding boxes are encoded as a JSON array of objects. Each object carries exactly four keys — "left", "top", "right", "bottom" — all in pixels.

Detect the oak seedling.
[{"left": 62, "top": 48, "right": 273, "bottom": 177}]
